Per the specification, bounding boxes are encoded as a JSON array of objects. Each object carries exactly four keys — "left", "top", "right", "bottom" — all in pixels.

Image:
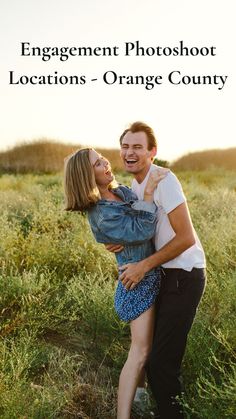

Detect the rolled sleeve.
[{"left": 131, "top": 200, "right": 157, "bottom": 214}]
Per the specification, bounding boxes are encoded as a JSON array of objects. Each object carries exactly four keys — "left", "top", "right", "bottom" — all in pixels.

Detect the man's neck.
[{"left": 133, "top": 164, "right": 152, "bottom": 184}]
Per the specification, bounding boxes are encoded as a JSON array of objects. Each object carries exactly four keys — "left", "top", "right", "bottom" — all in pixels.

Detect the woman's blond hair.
[{"left": 64, "top": 148, "right": 117, "bottom": 212}]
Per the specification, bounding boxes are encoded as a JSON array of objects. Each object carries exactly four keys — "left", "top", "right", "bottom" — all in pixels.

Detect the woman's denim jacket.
[{"left": 87, "top": 185, "right": 158, "bottom": 267}]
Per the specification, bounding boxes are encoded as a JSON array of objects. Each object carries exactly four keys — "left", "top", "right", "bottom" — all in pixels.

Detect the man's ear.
[{"left": 148, "top": 147, "right": 157, "bottom": 160}]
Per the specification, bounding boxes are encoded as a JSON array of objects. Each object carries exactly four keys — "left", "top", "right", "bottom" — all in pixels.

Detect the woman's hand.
[{"left": 144, "top": 167, "right": 170, "bottom": 200}]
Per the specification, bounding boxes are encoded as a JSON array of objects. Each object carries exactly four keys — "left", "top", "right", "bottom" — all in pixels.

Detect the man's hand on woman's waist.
[{"left": 119, "top": 260, "right": 147, "bottom": 290}]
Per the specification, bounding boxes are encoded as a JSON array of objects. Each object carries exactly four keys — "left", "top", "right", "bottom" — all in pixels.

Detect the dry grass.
[
  {"left": 1, "top": 139, "right": 235, "bottom": 174},
  {"left": 172, "top": 148, "right": 236, "bottom": 171},
  {"left": 0, "top": 139, "right": 123, "bottom": 173}
]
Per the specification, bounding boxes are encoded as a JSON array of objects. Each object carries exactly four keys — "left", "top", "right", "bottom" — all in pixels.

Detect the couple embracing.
[{"left": 64, "top": 121, "right": 206, "bottom": 419}]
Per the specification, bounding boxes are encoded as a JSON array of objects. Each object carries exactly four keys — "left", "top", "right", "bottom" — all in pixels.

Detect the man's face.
[{"left": 120, "top": 131, "right": 156, "bottom": 181}]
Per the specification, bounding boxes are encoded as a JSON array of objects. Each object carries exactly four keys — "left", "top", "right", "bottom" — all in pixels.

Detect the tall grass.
[{"left": 0, "top": 170, "right": 235, "bottom": 418}]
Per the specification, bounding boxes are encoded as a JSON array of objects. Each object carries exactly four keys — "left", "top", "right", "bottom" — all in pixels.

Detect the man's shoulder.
[
  {"left": 150, "top": 164, "right": 179, "bottom": 181},
  {"left": 153, "top": 167, "right": 181, "bottom": 190},
  {"left": 154, "top": 169, "right": 185, "bottom": 211}
]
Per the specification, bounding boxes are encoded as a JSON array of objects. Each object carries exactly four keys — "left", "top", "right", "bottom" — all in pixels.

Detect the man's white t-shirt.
[{"left": 131, "top": 165, "right": 206, "bottom": 271}]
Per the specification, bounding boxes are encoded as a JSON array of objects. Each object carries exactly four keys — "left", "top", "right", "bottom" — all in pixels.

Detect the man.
[{"left": 108, "top": 122, "right": 206, "bottom": 419}]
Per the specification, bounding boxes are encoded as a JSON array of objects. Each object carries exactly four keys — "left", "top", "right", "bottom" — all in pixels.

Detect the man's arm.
[
  {"left": 105, "top": 243, "right": 124, "bottom": 253},
  {"left": 120, "top": 202, "right": 196, "bottom": 289}
]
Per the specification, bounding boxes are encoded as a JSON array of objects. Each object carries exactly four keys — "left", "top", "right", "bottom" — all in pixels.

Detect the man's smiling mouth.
[{"left": 125, "top": 159, "right": 138, "bottom": 164}]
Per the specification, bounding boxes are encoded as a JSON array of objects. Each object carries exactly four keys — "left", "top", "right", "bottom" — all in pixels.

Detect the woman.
[{"left": 64, "top": 148, "right": 167, "bottom": 419}]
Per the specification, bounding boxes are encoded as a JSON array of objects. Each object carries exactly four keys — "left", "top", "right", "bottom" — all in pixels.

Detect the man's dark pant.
[{"left": 146, "top": 267, "right": 206, "bottom": 419}]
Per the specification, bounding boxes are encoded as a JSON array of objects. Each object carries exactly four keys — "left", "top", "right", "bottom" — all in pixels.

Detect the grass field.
[{"left": 0, "top": 169, "right": 236, "bottom": 418}]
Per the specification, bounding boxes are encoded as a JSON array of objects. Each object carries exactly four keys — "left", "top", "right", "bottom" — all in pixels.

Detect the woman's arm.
[
  {"left": 89, "top": 169, "right": 168, "bottom": 245},
  {"left": 103, "top": 168, "right": 169, "bottom": 250},
  {"left": 93, "top": 202, "right": 157, "bottom": 245}
]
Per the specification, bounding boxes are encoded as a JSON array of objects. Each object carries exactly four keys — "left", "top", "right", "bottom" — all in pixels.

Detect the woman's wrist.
[{"left": 144, "top": 191, "right": 154, "bottom": 202}]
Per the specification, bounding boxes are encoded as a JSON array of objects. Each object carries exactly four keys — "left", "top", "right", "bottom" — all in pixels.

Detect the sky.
[{"left": 0, "top": 0, "right": 235, "bottom": 162}]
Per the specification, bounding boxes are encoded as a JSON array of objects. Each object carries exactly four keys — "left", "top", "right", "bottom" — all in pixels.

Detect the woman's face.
[{"left": 89, "top": 149, "right": 114, "bottom": 187}]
